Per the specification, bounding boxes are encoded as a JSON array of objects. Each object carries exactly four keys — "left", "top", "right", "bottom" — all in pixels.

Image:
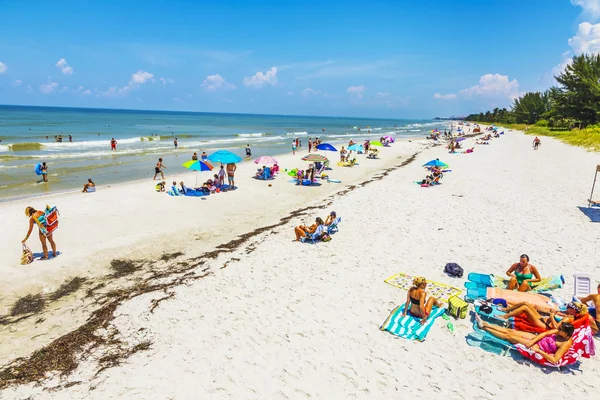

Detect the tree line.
[{"left": 466, "top": 54, "right": 600, "bottom": 128}]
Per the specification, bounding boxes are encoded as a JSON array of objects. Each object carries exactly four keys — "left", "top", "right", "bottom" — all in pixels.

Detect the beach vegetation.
[
  {"left": 10, "top": 294, "right": 46, "bottom": 316},
  {"left": 466, "top": 53, "right": 600, "bottom": 150},
  {"left": 49, "top": 277, "right": 87, "bottom": 301}
]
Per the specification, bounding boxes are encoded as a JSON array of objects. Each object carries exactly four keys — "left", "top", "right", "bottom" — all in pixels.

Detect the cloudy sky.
[{"left": 0, "top": 0, "right": 597, "bottom": 118}]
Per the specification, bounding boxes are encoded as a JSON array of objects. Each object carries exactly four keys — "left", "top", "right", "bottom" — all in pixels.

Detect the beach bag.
[
  {"left": 320, "top": 232, "right": 332, "bottom": 242},
  {"left": 444, "top": 263, "right": 463, "bottom": 278},
  {"left": 21, "top": 244, "right": 34, "bottom": 265},
  {"left": 447, "top": 295, "right": 468, "bottom": 319}
]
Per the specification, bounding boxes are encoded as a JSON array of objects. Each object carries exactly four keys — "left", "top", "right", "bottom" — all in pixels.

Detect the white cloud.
[
  {"left": 55, "top": 58, "right": 74, "bottom": 76},
  {"left": 13, "top": 79, "right": 22, "bottom": 86},
  {"left": 100, "top": 70, "right": 154, "bottom": 97},
  {"left": 243, "top": 66, "right": 277, "bottom": 87},
  {"left": 82, "top": 89, "right": 92, "bottom": 95},
  {"left": 347, "top": 85, "right": 366, "bottom": 100},
  {"left": 376, "top": 91, "right": 391, "bottom": 98},
  {"left": 39, "top": 81, "right": 58, "bottom": 94},
  {"left": 301, "top": 88, "right": 321, "bottom": 98},
  {"left": 159, "top": 77, "right": 175, "bottom": 84},
  {"left": 201, "top": 73, "right": 236, "bottom": 91},
  {"left": 287, "top": 91, "right": 294, "bottom": 95},
  {"left": 434, "top": 92, "right": 457, "bottom": 100},
  {"left": 571, "top": 0, "right": 600, "bottom": 20},
  {"left": 172, "top": 97, "right": 182, "bottom": 102},
  {"left": 0, "top": 61, "right": 6, "bottom": 73},
  {"left": 130, "top": 70, "right": 153, "bottom": 84},
  {"left": 460, "top": 73, "right": 519, "bottom": 100},
  {"left": 568, "top": 22, "right": 600, "bottom": 54}
]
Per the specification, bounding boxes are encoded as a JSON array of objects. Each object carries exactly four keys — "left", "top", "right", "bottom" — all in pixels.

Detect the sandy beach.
[{"left": 1, "top": 128, "right": 599, "bottom": 399}]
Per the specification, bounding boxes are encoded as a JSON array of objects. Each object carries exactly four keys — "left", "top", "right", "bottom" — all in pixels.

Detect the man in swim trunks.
[
  {"left": 154, "top": 158, "right": 166, "bottom": 180},
  {"left": 579, "top": 283, "right": 600, "bottom": 333},
  {"left": 506, "top": 254, "right": 541, "bottom": 292},
  {"left": 110, "top": 138, "right": 117, "bottom": 150},
  {"left": 245, "top": 144, "right": 251, "bottom": 157},
  {"left": 226, "top": 162, "right": 236, "bottom": 189}
]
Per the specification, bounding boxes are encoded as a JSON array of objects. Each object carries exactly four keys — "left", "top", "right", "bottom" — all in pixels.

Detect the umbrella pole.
[
  {"left": 588, "top": 166, "right": 600, "bottom": 207},
  {"left": 196, "top": 171, "right": 198, "bottom": 188}
]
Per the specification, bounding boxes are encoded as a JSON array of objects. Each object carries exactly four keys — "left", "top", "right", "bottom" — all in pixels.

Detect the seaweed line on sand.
[{"left": 0, "top": 151, "right": 419, "bottom": 390}]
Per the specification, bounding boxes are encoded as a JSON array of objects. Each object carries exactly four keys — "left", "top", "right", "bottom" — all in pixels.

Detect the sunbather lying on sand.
[
  {"left": 475, "top": 315, "right": 574, "bottom": 364},
  {"left": 506, "top": 254, "right": 541, "bottom": 292},
  {"left": 579, "top": 283, "right": 600, "bottom": 333},
  {"left": 498, "top": 301, "right": 586, "bottom": 332},
  {"left": 403, "top": 277, "right": 442, "bottom": 324},
  {"left": 293, "top": 217, "right": 324, "bottom": 241}
]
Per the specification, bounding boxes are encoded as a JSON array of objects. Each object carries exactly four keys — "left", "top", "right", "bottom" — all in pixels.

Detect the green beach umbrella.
[{"left": 370, "top": 141, "right": 384, "bottom": 147}]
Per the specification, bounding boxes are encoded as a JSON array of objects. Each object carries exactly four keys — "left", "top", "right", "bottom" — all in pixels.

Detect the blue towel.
[{"left": 380, "top": 305, "right": 446, "bottom": 341}]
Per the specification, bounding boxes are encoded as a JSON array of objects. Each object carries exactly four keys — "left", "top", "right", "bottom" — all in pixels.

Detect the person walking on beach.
[
  {"left": 308, "top": 138, "right": 312, "bottom": 153},
  {"left": 292, "top": 140, "right": 297, "bottom": 155},
  {"left": 40, "top": 162, "right": 48, "bottom": 182},
  {"left": 22, "top": 206, "right": 58, "bottom": 260},
  {"left": 533, "top": 137, "right": 541, "bottom": 150},
  {"left": 245, "top": 144, "right": 252, "bottom": 158},
  {"left": 226, "top": 162, "right": 237, "bottom": 189},
  {"left": 110, "top": 138, "right": 117, "bottom": 151},
  {"left": 174, "top": 138, "right": 178, "bottom": 149},
  {"left": 154, "top": 158, "right": 166, "bottom": 180}
]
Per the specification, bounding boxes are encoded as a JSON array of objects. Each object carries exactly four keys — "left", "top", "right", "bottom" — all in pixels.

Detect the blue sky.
[{"left": 0, "top": 0, "right": 596, "bottom": 117}]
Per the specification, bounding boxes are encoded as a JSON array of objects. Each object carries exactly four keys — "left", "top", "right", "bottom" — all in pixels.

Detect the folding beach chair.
[
  {"left": 35, "top": 205, "right": 59, "bottom": 236},
  {"left": 301, "top": 225, "right": 325, "bottom": 244},
  {"left": 328, "top": 217, "right": 341, "bottom": 234}
]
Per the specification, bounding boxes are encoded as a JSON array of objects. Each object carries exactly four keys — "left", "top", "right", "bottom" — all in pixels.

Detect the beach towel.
[
  {"left": 384, "top": 272, "right": 461, "bottom": 302},
  {"left": 380, "top": 305, "right": 446, "bottom": 341},
  {"left": 467, "top": 272, "right": 564, "bottom": 293}
]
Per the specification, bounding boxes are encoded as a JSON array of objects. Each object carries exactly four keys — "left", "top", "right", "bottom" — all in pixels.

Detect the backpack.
[{"left": 444, "top": 263, "right": 463, "bottom": 278}]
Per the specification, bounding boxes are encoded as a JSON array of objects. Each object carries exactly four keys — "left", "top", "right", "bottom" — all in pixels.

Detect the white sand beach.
[{"left": 1, "top": 129, "right": 600, "bottom": 399}]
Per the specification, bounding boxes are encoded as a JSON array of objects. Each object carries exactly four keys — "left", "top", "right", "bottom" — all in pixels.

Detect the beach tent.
[{"left": 588, "top": 165, "right": 600, "bottom": 207}]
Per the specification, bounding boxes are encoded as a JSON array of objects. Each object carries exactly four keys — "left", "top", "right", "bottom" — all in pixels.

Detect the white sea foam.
[
  {"left": 286, "top": 131, "right": 308, "bottom": 136},
  {"left": 0, "top": 144, "right": 9, "bottom": 152},
  {"left": 43, "top": 137, "right": 145, "bottom": 149},
  {"left": 236, "top": 133, "right": 266, "bottom": 138}
]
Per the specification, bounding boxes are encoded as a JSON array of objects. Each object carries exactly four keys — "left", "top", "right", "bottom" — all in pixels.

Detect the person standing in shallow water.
[
  {"left": 40, "top": 162, "right": 48, "bottom": 182},
  {"left": 174, "top": 138, "right": 178, "bottom": 149},
  {"left": 245, "top": 144, "right": 252, "bottom": 158}
]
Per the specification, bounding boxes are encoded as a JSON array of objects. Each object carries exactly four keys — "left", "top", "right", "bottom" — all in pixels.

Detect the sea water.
[{"left": 0, "top": 105, "right": 449, "bottom": 199}]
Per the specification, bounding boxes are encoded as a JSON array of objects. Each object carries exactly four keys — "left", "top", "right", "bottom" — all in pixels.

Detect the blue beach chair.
[
  {"left": 327, "top": 217, "right": 341, "bottom": 234},
  {"left": 301, "top": 225, "right": 325, "bottom": 244}
]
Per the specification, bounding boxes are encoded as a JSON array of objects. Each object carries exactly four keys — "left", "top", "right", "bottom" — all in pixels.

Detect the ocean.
[{"left": 0, "top": 105, "right": 450, "bottom": 199}]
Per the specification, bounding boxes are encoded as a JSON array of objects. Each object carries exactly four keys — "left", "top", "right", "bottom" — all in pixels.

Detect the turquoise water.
[{"left": 0, "top": 105, "right": 449, "bottom": 199}]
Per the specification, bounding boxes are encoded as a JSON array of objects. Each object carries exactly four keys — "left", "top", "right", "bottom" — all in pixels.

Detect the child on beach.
[
  {"left": 174, "top": 138, "right": 178, "bottom": 149},
  {"left": 218, "top": 165, "right": 226, "bottom": 186},
  {"left": 201, "top": 151, "right": 208, "bottom": 161},
  {"left": 292, "top": 140, "right": 297, "bottom": 155},
  {"left": 154, "top": 158, "right": 166, "bottom": 180},
  {"left": 192, "top": 152, "right": 198, "bottom": 160},
  {"left": 155, "top": 181, "right": 166, "bottom": 192},
  {"left": 245, "top": 144, "right": 252, "bottom": 157},
  {"left": 40, "top": 162, "right": 48, "bottom": 182}
]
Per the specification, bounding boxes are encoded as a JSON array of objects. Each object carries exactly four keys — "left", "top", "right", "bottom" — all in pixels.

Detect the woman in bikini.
[
  {"left": 475, "top": 315, "right": 574, "bottom": 364},
  {"left": 506, "top": 254, "right": 541, "bottom": 292},
  {"left": 402, "top": 277, "right": 442, "bottom": 324},
  {"left": 22, "top": 206, "right": 58, "bottom": 260},
  {"left": 499, "top": 301, "right": 586, "bottom": 332}
]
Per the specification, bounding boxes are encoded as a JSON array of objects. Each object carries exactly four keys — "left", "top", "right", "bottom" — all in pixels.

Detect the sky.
[{"left": 0, "top": 0, "right": 597, "bottom": 118}]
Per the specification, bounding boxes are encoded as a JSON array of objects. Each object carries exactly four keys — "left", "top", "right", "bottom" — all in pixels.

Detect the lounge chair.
[
  {"left": 301, "top": 225, "right": 325, "bottom": 244},
  {"left": 328, "top": 217, "right": 341, "bottom": 233}
]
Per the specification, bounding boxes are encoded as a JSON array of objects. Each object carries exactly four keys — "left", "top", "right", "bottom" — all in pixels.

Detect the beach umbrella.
[
  {"left": 348, "top": 144, "right": 363, "bottom": 152},
  {"left": 302, "top": 154, "right": 328, "bottom": 162},
  {"left": 422, "top": 159, "right": 449, "bottom": 168},
  {"left": 383, "top": 135, "right": 395, "bottom": 143},
  {"left": 370, "top": 140, "right": 384, "bottom": 147},
  {"left": 316, "top": 143, "right": 337, "bottom": 152},
  {"left": 182, "top": 159, "right": 213, "bottom": 186},
  {"left": 254, "top": 155, "right": 278, "bottom": 165},
  {"left": 207, "top": 150, "right": 242, "bottom": 164}
]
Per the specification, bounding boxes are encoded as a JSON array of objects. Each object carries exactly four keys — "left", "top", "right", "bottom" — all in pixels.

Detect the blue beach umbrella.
[
  {"left": 207, "top": 150, "right": 242, "bottom": 164},
  {"left": 348, "top": 144, "right": 363, "bottom": 152},
  {"left": 422, "top": 159, "right": 449, "bottom": 168},
  {"left": 316, "top": 143, "right": 337, "bottom": 152}
]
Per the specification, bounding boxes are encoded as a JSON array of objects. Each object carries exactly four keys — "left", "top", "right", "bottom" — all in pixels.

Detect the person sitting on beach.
[
  {"left": 498, "top": 301, "right": 586, "bottom": 332},
  {"left": 349, "top": 139, "right": 355, "bottom": 147},
  {"left": 155, "top": 181, "right": 166, "bottom": 192},
  {"left": 255, "top": 166, "right": 265, "bottom": 178},
  {"left": 325, "top": 211, "right": 337, "bottom": 226},
  {"left": 201, "top": 151, "right": 208, "bottom": 161},
  {"left": 22, "top": 206, "right": 59, "bottom": 260},
  {"left": 402, "top": 277, "right": 442, "bottom": 324},
  {"left": 475, "top": 315, "right": 575, "bottom": 364},
  {"left": 192, "top": 152, "right": 198, "bottom": 161},
  {"left": 466, "top": 147, "right": 474, "bottom": 153},
  {"left": 179, "top": 181, "right": 188, "bottom": 195},
  {"left": 212, "top": 174, "right": 222, "bottom": 188},
  {"left": 82, "top": 178, "right": 96, "bottom": 193},
  {"left": 272, "top": 163, "right": 280, "bottom": 174},
  {"left": 295, "top": 169, "right": 304, "bottom": 185},
  {"left": 579, "top": 283, "right": 600, "bottom": 333},
  {"left": 364, "top": 140, "right": 370, "bottom": 152},
  {"left": 168, "top": 181, "right": 182, "bottom": 196},
  {"left": 293, "top": 217, "right": 324, "bottom": 241},
  {"left": 506, "top": 254, "right": 541, "bottom": 292}
]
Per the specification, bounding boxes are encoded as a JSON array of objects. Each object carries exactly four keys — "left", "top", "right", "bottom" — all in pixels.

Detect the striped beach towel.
[{"left": 380, "top": 305, "right": 447, "bottom": 341}]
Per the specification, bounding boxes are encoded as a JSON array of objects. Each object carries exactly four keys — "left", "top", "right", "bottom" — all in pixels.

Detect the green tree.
[
  {"left": 551, "top": 53, "right": 600, "bottom": 127},
  {"left": 511, "top": 91, "right": 550, "bottom": 124}
]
